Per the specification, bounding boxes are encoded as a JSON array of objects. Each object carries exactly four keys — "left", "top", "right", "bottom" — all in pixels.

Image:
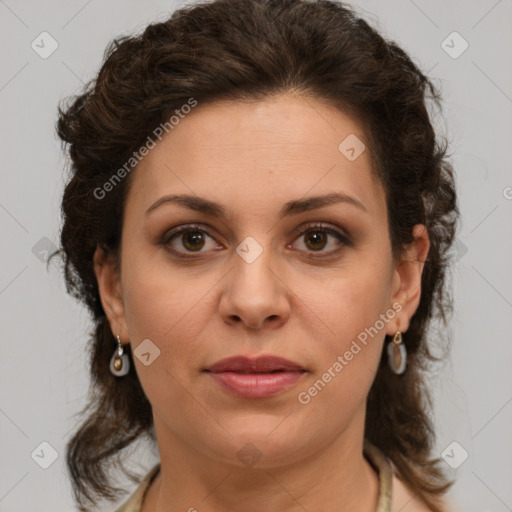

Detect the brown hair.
[{"left": 51, "top": 0, "right": 459, "bottom": 510}]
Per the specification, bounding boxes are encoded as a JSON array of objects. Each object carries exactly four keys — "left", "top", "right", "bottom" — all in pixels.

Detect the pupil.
[
  {"left": 306, "top": 231, "right": 326, "bottom": 251},
  {"left": 183, "top": 232, "right": 204, "bottom": 251}
]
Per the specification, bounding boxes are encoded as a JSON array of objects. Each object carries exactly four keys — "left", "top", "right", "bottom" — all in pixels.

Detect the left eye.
[{"left": 292, "top": 224, "right": 348, "bottom": 254}]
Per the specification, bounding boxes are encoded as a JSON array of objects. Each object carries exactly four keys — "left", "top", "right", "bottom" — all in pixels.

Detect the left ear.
[{"left": 386, "top": 224, "right": 430, "bottom": 336}]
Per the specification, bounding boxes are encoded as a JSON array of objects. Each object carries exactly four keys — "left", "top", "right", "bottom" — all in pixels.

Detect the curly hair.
[{"left": 50, "top": 0, "right": 460, "bottom": 510}]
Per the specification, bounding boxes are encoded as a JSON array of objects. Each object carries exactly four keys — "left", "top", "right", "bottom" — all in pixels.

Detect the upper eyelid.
[{"left": 163, "top": 221, "right": 347, "bottom": 236}]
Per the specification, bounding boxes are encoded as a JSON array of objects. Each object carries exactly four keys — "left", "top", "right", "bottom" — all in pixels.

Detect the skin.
[{"left": 94, "top": 92, "right": 430, "bottom": 512}]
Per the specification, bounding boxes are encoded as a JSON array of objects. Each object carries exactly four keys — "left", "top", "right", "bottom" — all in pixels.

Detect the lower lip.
[{"left": 205, "top": 371, "right": 306, "bottom": 398}]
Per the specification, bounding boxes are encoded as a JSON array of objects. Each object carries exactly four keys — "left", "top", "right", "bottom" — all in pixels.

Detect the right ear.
[{"left": 93, "top": 245, "right": 129, "bottom": 342}]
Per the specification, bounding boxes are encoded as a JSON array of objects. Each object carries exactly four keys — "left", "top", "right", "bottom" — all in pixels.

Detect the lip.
[
  {"left": 205, "top": 355, "right": 306, "bottom": 373},
  {"left": 203, "top": 355, "right": 307, "bottom": 398}
]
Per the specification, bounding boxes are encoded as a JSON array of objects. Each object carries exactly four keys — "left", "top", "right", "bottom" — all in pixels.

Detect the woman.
[{"left": 53, "top": 0, "right": 459, "bottom": 510}]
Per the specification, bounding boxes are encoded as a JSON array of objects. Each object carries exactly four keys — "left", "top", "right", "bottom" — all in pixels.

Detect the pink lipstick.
[{"left": 203, "top": 355, "right": 307, "bottom": 398}]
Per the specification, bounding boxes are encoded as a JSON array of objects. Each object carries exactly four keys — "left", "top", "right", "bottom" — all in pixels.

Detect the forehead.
[{"left": 126, "top": 93, "right": 386, "bottom": 219}]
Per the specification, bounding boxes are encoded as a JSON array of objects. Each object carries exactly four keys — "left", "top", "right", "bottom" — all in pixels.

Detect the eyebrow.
[{"left": 145, "top": 192, "right": 368, "bottom": 218}]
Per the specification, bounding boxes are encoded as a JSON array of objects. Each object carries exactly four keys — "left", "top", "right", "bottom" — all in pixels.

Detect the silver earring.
[
  {"left": 387, "top": 331, "right": 407, "bottom": 374},
  {"left": 110, "top": 334, "right": 130, "bottom": 377}
]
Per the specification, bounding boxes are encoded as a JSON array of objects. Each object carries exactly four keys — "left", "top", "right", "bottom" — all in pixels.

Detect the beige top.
[{"left": 114, "top": 440, "right": 399, "bottom": 512}]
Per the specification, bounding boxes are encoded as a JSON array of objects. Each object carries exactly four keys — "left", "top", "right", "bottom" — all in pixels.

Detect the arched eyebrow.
[{"left": 145, "top": 192, "right": 368, "bottom": 218}]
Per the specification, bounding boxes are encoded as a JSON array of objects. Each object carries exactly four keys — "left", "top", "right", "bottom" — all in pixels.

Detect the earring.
[
  {"left": 387, "top": 331, "right": 407, "bottom": 375},
  {"left": 110, "top": 334, "right": 130, "bottom": 377}
]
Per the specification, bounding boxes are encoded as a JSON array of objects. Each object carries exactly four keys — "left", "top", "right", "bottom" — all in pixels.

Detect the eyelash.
[{"left": 160, "top": 222, "right": 352, "bottom": 259}]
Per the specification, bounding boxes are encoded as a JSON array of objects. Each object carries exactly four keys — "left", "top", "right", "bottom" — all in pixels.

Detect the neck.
[{"left": 143, "top": 413, "right": 380, "bottom": 512}]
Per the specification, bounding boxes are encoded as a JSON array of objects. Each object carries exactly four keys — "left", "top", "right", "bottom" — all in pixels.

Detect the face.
[{"left": 94, "top": 93, "right": 428, "bottom": 468}]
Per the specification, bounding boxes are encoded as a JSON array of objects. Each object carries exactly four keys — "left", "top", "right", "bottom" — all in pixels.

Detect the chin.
[{"left": 206, "top": 423, "right": 313, "bottom": 468}]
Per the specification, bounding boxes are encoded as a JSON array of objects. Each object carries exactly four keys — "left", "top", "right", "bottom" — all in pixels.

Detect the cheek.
[
  {"left": 121, "top": 264, "right": 209, "bottom": 408},
  {"left": 121, "top": 251, "right": 219, "bottom": 376},
  {"left": 316, "top": 261, "right": 392, "bottom": 341},
  {"left": 295, "top": 271, "right": 390, "bottom": 423},
  {"left": 122, "top": 245, "right": 192, "bottom": 333},
  {"left": 299, "top": 257, "right": 393, "bottom": 396}
]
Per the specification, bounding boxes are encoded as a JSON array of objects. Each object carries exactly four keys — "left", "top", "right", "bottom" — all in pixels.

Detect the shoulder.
[
  {"left": 362, "top": 440, "right": 455, "bottom": 512},
  {"left": 391, "top": 471, "right": 454, "bottom": 512},
  {"left": 113, "top": 463, "right": 160, "bottom": 512}
]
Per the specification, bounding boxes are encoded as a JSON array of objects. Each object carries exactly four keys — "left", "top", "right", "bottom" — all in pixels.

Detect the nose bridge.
[
  {"left": 233, "top": 233, "right": 278, "bottom": 295},
  {"left": 219, "top": 233, "right": 289, "bottom": 328}
]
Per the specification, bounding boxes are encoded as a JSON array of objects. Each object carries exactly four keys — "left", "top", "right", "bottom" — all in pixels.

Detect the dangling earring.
[
  {"left": 387, "top": 331, "right": 407, "bottom": 375},
  {"left": 110, "top": 334, "right": 130, "bottom": 377}
]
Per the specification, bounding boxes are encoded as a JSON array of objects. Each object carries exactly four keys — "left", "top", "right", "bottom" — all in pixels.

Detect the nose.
[{"left": 218, "top": 242, "right": 291, "bottom": 330}]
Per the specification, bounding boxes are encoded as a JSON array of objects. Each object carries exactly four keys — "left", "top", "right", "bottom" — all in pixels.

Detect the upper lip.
[{"left": 204, "top": 355, "right": 306, "bottom": 373}]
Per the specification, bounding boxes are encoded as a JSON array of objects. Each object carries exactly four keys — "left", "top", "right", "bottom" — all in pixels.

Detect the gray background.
[{"left": 1, "top": 0, "right": 511, "bottom": 510}]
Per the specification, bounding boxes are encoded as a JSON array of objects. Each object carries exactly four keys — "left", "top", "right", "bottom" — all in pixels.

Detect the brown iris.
[
  {"left": 304, "top": 230, "right": 327, "bottom": 251},
  {"left": 182, "top": 231, "right": 206, "bottom": 251}
]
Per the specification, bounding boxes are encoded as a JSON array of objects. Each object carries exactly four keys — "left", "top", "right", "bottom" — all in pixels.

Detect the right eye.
[{"left": 161, "top": 224, "right": 222, "bottom": 257}]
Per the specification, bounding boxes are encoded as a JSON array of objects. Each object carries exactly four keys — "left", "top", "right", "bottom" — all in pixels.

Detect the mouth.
[
  {"left": 202, "top": 355, "right": 307, "bottom": 398},
  {"left": 203, "top": 355, "right": 307, "bottom": 373}
]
